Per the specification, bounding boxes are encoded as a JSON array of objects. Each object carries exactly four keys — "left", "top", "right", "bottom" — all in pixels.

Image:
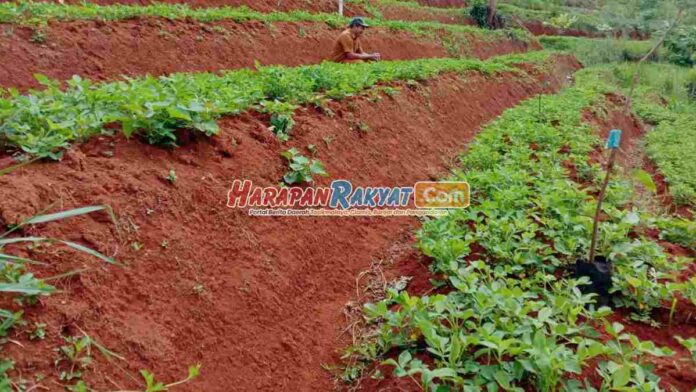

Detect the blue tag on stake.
[{"left": 606, "top": 129, "right": 622, "bottom": 149}]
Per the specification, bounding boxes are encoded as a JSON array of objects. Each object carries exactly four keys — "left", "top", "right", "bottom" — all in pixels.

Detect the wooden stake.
[
  {"left": 589, "top": 129, "right": 622, "bottom": 263},
  {"left": 338, "top": 0, "right": 344, "bottom": 16},
  {"left": 588, "top": 148, "right": 618, "bottom": 263}
]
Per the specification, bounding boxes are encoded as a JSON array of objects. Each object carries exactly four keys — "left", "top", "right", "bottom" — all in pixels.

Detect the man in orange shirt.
[{"left": 331, "top": 17, "right": 381, "bottom": 63}]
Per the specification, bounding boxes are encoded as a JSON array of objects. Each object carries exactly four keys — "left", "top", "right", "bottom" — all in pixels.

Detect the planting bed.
[
  {"left": 0, "top": 55, "right": 579, "bottom": 391},
  {"left": 0, "top": 18, "right": 536, "bottom": 90},
  {"left": 344, "top": 67, "right": 696, "bottom": 392}
]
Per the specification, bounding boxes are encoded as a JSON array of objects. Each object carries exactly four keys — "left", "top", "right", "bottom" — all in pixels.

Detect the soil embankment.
[
  {"left": 0, "top": 54, "right": 580, "bottom": 391},
  {"left": 0, "top": 18, "right": 538, "bottom": 90}
]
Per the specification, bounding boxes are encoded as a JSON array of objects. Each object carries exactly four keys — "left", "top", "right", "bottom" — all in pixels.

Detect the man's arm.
[{"left": 344, "top": 51, "right": 380, "bottom": 60}]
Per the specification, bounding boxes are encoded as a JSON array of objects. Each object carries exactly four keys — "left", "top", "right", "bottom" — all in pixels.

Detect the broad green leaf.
[
  {"left": 632, "top": 170, "right": 657, "bottom": 193},
  {"left": 612, "top": 365, "right": 631, "bottom": 388},
  {"left": 33, "top": 73, "right": 51, "bottom": 86}
]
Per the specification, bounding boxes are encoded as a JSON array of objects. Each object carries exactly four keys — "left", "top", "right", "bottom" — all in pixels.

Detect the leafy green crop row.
[
  {"left": 0, "top": 1, "right": 524, "bottom": 42},
  {"left": 349, "top": 66, "right": 694, "bottom": 390},
  {"left": 0, "top": 51, "right": 552, "bottom": 159}
]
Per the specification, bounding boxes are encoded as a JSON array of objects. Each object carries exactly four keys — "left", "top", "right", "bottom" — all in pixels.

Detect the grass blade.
[
  {"left": 0, "top": 282, "right": 54, "bottom": 296},
  {"left": 0, "top": 237, "right": 45, "bottom": 245},
  {"left": 24, "top": 206, "right": 107, "bottom": 225},
  {"left": 0, "top": 157, "right": 40, "bottom": 177},
  {"left": 0, "top": 237, "right": 117, "bottom": 265},
  {"left": 58, "top": 240, "right": 118, "bottom": 265},
  {"left": 0, "top": 253, "right": 47, "bottom": 266}
]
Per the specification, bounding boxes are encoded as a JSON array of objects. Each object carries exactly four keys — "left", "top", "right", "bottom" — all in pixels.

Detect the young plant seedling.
[
  {"left": 322, "top": 135, "right": 334, "bottom": 148},
  {"left": 55, "top": 335, "right": 93, "bottom": 382},
  {"left": 167, "top": 170, "right": 177, "bottom": 184},
  {"left": 29, "top": 322, "right": 46, "bottom": 341},
  {"left": 140, "top": 364, "right": 201, "bottom": 392},
  {"left": 281, "top": 148, "right": 328, "bottom": 185}
]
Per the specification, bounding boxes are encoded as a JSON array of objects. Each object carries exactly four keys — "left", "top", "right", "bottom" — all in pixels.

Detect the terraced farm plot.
[{"left": 0, "top": 1, "right": 694, "bottom": 391}]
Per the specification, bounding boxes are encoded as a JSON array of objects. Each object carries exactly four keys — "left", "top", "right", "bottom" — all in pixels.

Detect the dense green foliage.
[
  {"left": 502, "top": 0, "right": 693, "bottom": 36},
  {"left": 664, "top": 25, "right": 696, "bottom": 66},
  {"left": 539, "top": 36, "right": 657, "bottom": 65},
  {"left": 0, "top": 51, "right": 551, "bottom": 159},
  {"left": 645, "top": 113, "right": 696, "bottom": 205},
  {"left": 352, "top": 68, "right": 692, "bottom": 390}
]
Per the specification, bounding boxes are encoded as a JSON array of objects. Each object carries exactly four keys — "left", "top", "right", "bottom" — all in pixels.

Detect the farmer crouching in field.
[{"left": 330, "top": 17, "right": 381, "bottom": 63}]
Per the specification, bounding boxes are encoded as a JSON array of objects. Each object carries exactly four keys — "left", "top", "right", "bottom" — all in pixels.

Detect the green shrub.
[
  {"left": 468, "top": 0, "right": 505, "bottom": 29},
  {"left": 664, "top": 25, "right": 696, "bottom": 67}
]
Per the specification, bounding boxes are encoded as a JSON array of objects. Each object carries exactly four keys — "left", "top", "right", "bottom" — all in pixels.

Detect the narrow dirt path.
[{"left": 0, "top": 55, "right": 579, "bottom": 391}]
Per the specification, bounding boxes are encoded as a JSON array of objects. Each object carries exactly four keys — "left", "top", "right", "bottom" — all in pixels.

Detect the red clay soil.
[
  {"left": 0, "top": 18, "right": 538, "bottom": 90},
  {"left": 582, "top": 93, "right": 645, "bottom": 168},
  {"left": 0, "top": 0, "right": 362, "bottom": 14},
  {"left": 0, "top": 55, "right": 580, "bottom": 392},
  {"left": 522, "top": 20, "right": 597, "bottom": 38}
]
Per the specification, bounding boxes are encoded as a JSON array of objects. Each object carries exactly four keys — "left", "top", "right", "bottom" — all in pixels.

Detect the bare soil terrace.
[{"left": 0, "top": 18, "right": 537, "bottom": 90}]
